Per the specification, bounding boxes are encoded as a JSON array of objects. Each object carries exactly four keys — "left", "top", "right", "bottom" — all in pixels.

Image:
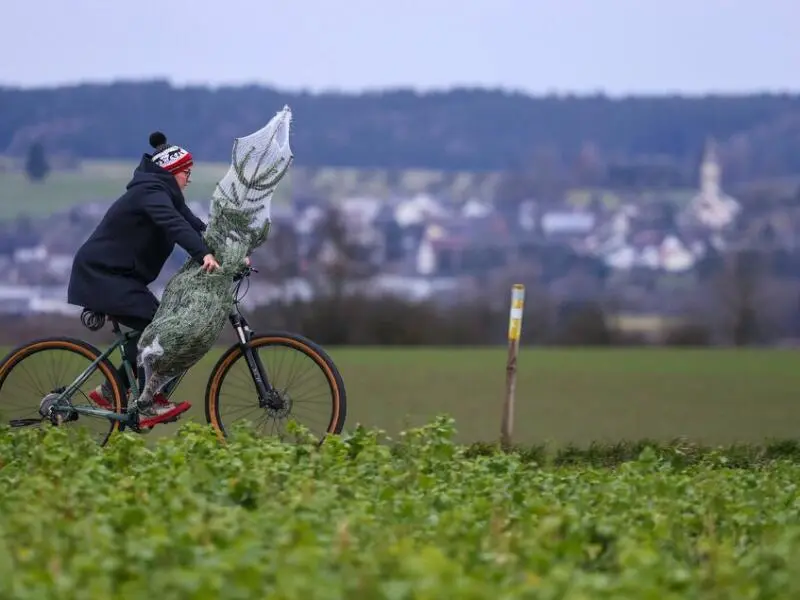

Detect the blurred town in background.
[{"left": 2, "top": 83, "right": 800, "bottom": 346}]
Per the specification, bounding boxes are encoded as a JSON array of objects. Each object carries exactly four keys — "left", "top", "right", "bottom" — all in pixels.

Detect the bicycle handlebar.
[{"left": 232, "top": 265, "right": 258, "bottom": 282}]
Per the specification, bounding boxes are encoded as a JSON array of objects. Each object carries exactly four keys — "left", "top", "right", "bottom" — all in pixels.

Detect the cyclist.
[{"left": 67, "top": 131, "right": 220, "bottom": 429}]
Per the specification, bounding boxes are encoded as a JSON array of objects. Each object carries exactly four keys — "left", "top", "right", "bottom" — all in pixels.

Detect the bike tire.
[
  {"left": 0, "top": 337, "right": 126, "bottom": 446},
  {"left": 204, "top": 331, "right": 347, "bottom": 443}
]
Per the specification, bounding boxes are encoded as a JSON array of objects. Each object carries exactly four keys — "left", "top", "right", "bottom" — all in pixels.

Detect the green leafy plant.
[{"left": 0, "top": 417, "right": 799, "bottom": 598}]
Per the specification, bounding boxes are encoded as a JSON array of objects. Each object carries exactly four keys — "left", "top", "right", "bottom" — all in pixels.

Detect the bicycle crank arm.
[{"left": 8, "top": 418, "right": 45, "bottom": 428}]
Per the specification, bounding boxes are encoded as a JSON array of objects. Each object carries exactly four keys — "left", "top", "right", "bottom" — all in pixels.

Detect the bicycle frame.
[
  {"left": 50, "top": 267, "right": 278, "bottom": 425},
  {"left": 51, "top": 326, "right": 137, "bottom": 424}
]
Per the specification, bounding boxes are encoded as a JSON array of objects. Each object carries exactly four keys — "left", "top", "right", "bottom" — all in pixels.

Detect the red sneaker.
[{"left": 137, "top": 394, "right": 192, "bottom": 430}]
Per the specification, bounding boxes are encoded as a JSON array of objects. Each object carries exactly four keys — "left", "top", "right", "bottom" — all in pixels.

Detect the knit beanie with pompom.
[{"left": 148, "top": 131, "right": 193, "bottom": 174}]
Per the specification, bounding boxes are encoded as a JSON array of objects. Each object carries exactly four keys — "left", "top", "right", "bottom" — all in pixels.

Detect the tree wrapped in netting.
[{"left": 135, "top": 106, "right": 294, "bottom": 409}]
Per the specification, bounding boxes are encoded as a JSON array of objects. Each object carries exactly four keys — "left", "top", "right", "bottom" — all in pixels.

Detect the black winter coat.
[{"left": 67, "top": 154, "right": 212, "bottom": 321}]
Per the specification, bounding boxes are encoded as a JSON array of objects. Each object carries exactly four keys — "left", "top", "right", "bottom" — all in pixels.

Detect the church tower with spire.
[
  {"left": 700, "top": 137, "right": 721, "bottom": 198},
  {"left": 682, "top": 136, "right": 740, "bottom": 233}
]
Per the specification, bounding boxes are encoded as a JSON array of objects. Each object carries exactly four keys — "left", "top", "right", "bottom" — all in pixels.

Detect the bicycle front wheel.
[
  {"left": 205, "top": 332, "right": 347, "bottom": 443},
  {"left": 0, "top": 337, "right": 126, "bottom": 446}
]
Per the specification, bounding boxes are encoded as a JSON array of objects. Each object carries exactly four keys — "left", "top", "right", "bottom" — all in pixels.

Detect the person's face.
[{"left": 174, "top": 168, "right": 192, "bottom": 190}]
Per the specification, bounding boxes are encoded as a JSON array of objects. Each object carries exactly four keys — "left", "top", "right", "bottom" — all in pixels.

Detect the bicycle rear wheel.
[
  {"left": 205, "top": 331, "right": 347, "bottom": 443},
  {"left": 0, "top": 337, "right": 126, "bottom": 446}
]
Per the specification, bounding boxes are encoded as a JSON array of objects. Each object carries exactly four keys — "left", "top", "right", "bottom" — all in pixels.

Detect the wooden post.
[{"left": 501, "top": 284, "right": 525, "bottom": 451}]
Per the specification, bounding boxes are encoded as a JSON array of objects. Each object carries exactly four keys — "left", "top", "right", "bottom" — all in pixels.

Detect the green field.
[
  {"left": 2, "top": 348, "right": 800, "bottom": 597},
  {"left": 4, "top": 346, "right": 796, "bottom": 447},
  {"left": 0, "top": 156, "right": 513, "bottom": 221},
  {"left": 155, "top": 346, "right": 800, "bottom": 446},
  {"left": 0, "top": 158, "right": 510, "bottom": 221},
  {"left": 1, "top": 419, "right": 800, "bottom": 597},
  {"left": 0, "top": 160, "right": 292, "bottom": 220}
]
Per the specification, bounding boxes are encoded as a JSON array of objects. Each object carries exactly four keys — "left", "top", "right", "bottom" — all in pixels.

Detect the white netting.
[{"left": 134, "top": 105, "right": 294, "bottom": 407}]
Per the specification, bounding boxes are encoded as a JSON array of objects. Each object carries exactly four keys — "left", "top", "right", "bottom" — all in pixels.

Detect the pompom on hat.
[{"left": 148, "top": 131, "right": 193, "bottom": 174}]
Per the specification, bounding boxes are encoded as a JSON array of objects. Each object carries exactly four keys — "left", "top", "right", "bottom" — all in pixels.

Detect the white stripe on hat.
[{"left": 152, "top": 145, "right": 189, "bottom": 169}]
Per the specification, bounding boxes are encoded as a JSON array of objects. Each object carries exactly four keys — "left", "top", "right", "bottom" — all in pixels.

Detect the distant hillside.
[{"left": 2, "top": 81, "right": 800, "bottom": 178}]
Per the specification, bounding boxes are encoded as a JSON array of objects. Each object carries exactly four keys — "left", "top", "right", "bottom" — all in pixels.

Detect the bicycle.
[{"left": 0, "top": 265, "right": 347, "bottom": 446}]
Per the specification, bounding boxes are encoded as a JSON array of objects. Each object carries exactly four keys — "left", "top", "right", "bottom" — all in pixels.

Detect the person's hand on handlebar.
[{"left": 201, "top": 253, "right": 220, "bottom": 272}]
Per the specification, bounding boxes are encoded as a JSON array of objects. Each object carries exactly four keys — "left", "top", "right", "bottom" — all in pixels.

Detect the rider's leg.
[
  {"left": 119, "top": 332, "right": 145, "bottom": 392},
  {"left": 134, "top": 359, "right": 191, "bottom": 428},
  {"left": 88, "top": 314, "right": 151, "bottom": 409},
  {"left": 113, "top": 315, "right": 152, "bottom": 391},
  {"left": 92, "top": 297, "right": 190, "bottom": 425}
]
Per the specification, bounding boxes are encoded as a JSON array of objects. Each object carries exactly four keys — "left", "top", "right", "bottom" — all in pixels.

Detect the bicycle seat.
[{"left": 80, "top": 309, "right": 119, "bottom": 332}]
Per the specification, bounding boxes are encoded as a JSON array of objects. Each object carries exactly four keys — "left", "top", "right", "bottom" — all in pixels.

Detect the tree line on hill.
[{"left": 3, "top": 81, "right": 800, "bottom": 182}]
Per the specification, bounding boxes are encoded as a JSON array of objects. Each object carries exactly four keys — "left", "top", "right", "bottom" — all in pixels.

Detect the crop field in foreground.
[{"left": 0, "top": 417, "right": 799, "bottom": 598}]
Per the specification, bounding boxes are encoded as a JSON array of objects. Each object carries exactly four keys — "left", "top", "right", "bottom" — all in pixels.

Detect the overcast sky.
[{"left": 2, "top": 0, "right": 797, "bottom": 95}]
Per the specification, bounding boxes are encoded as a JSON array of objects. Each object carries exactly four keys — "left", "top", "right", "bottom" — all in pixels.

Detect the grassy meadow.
[
  {"left": 3, "top": 345, "right": 795, "bottom": 447},
  {"left": 0, "top": 160, "right": 284, "bottom": 220},
  {"left": 182, "top": 346, "right": 800, "bottom": 446},
  {"left": 0, "top": 158, "right": 477, "bottom": 220}
]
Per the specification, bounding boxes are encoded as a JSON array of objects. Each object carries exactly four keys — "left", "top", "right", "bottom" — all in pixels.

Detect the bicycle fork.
[{"left": 228, "top": 312, "right": 280, "bottom": 410}]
